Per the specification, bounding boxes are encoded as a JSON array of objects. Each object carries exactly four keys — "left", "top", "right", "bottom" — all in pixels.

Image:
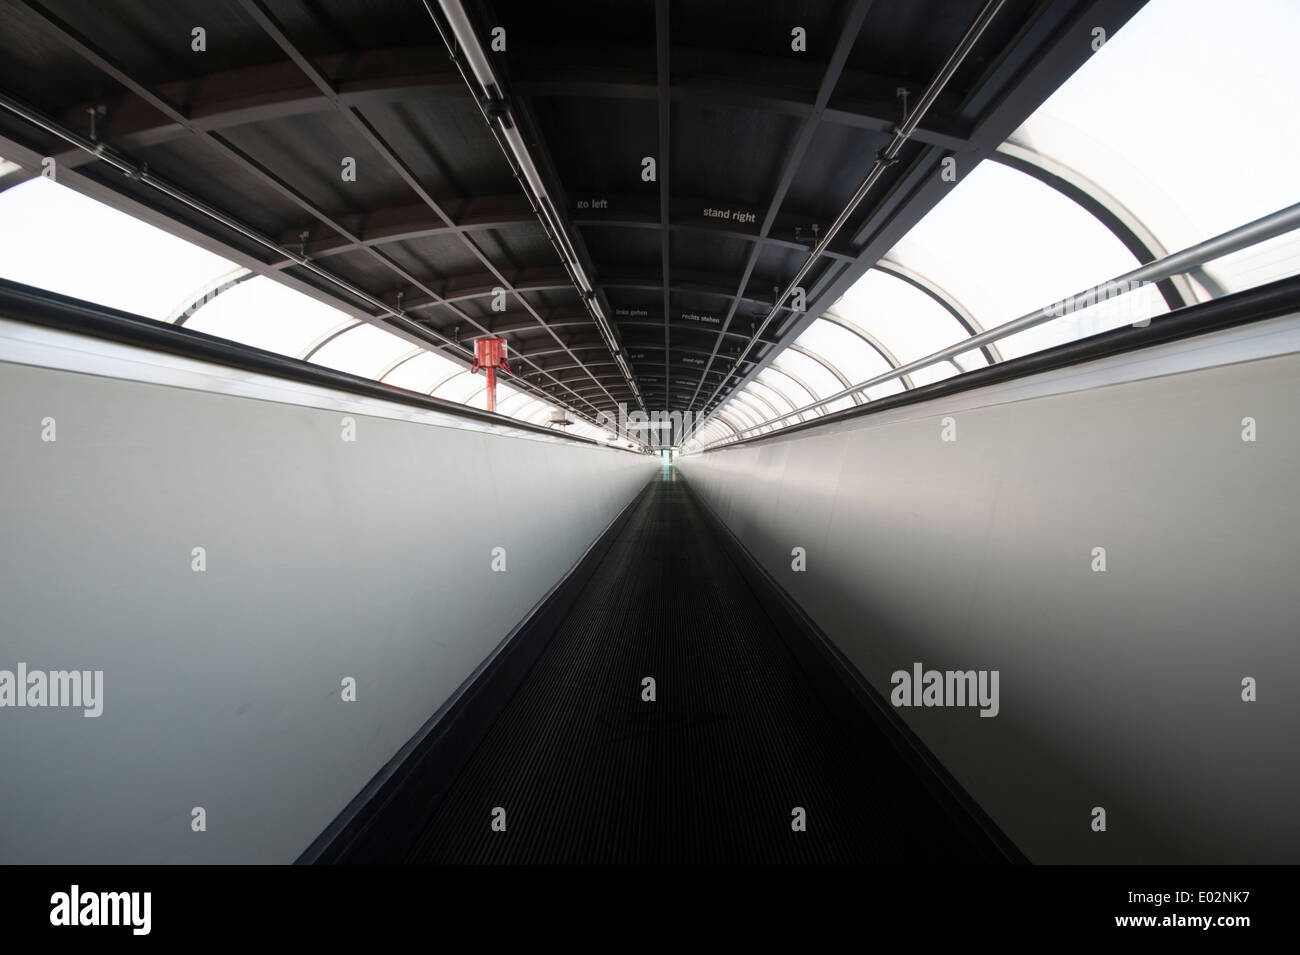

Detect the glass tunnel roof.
[
  {"left": 1, "top": 0, "right": 1297, "bottom": 455},
  {"left": 684, "top": 0, "right": 1300, "bottom": 450},
  {"left": 0, "top": 176, "right": 617, "bottom": 445}
]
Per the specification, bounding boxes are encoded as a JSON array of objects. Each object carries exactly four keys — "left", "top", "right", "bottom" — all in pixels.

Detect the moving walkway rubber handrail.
[{"left": 0, "top": 276, "right": 624, "bottom": 449}]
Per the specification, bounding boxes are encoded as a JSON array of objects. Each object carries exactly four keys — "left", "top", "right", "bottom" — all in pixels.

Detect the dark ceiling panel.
[
  {"left": 368, "top": 98, "right": 515, "bottom": 198},
  {"left": 528, "top": 94, "right": 658, "bottom": 195},
  {"left": 671, "top": 101, "right": 800, "bottom": 208},
  {"left": 0, "top": 0, "right": 1148, "bottom": 425},
  {"left": 485, "top": 0, "right": 656, "bottom": 61},
  {"left": 38, "top": 0, "right": 285, "bottom": 85},
  {"left": 260, "top": 0, "right": 440, "bottom": 58},
  {"left": 672, "top": 0, "right": 843, "bottom": 65}
]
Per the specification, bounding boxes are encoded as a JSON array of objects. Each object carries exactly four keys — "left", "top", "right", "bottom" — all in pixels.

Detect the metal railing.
[
  {"left": 685, "top": 0, "right": 1008, "bottom": 433},
  {"left": 692, "top": 200, "right": 1300, "bottom": 449}
]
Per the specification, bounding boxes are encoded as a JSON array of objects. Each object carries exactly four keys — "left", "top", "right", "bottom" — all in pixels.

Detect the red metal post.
[{"left": 471, "top": 337, "right": 510, "bottom": 413}]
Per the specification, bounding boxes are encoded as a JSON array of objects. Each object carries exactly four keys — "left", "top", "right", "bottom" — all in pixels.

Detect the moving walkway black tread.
[{"left": 405, "top": 474, "right": 991, "bottom": 864}]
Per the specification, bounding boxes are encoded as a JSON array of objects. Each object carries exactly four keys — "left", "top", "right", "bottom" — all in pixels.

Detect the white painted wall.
[
  {"left": 681, "top": 316, "right": 1300, "bottom": 863},
  {"left": 0, "top": 337, "right": 655, "bottom": 862}
]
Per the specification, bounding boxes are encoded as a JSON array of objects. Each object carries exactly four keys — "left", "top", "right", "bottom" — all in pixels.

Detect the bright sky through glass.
[
  {"left": 696, "top": 0, "right": 1300, "bottom": 447},
  {"left": 0, "top": 172, "right": 603, "bottom": 435},
  {"left": 0, "top": 176, "right": 237, "bottom": 319},
  {"left": 0, "top": 0, "right": 1295, "bottom": 450}
]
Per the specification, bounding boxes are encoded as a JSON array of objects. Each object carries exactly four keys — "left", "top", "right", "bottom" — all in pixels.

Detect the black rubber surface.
[{"left": 406, "top": 470, "right": 998, "bottom": 864}]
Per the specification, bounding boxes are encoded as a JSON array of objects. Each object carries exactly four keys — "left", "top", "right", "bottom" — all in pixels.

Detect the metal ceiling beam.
[
  {"left": 688, "top": 0, "right": 1148, "bottom": 441},
  {"left": 45, "top": 48, "right": 969, "bottom": 173},
  {"left": 263, "top": 192, "right": 858, "bottom": 268},
  {"left": 48, "top": 46, "right": 462, "bottom": 160},
  {"left": 524, "top": 361, "right": 728, "bottom": 388},
  {"left": 394, "top": 271, "right": 802, "bottom": 314},
  {"left": 655, "top": 0, "right": 672, "bottom": 409},
  {"left": 601, "top": 274, "right": 802, "bottom": 311},
  {"left": 270, "top": 195, "right": 537, "bottom": 262},
  {"left": 386, "top": 272, "right": 573, "bottom": 311},
  {"left": 530, "top": 379, "right": 721, "bottom": 399},
  {"left": 512, "top": 58, "right": 970, "bottom": 150},
  {"left": 236, "top": 0, "right": 627, "bottom": 414},
  {"left": 684, "top": 0, "right": 874, "bottom": 413},
  {"left": 689, "top": 0, "right": 1007, "bottom": 433},
  {"left": 500, "top": 92, "right": 635, "bottom": 394},
  {"left": 0, "top": 99, "right": 615, "bottom": 425},
  {"left": 0, "top": 120, "right": 394, "bottom": 337},
  {"left": 464, "top": 310, "right": 592, "bottom": 334},
  {"left": 520, "top": 338, "right": 750, "bottom": 365},
  {"left": 426, "top": 0, "right": 644, "bottom": 416},
  {"left": 10, "top": 0, "right": 613, "bottom": 423},
  {"left": 572, "top": 213, "right": 857, "bottom": 263},
  {"left": 623, "top": 342, "right": 754, "bottom": 363},
  {"left": 490, "top": 315, "right": 778, "bottom": 346}
]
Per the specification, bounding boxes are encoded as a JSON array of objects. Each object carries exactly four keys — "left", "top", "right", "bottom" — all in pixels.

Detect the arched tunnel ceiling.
[{"left": 0, "top": 0, "right": 1147, "bottom": 426}]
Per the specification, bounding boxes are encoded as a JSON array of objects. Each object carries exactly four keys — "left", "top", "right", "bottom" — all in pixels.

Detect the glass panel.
[
  {"left": 1020, "top": 0, "right": 1300, "bottom": 264},
  {"left": 863, "top": 377, "right": 907, "bottom": 401},
  {"left": 887, "top": 162, "right": 1149, "bottom": 350},
  {"left": 908, "top": 364, "right": 956, "bottom": 388},
  {"left": 309, "top": 322, "right": 418, "bottom": 379},
  {"left": 720, "top": 400, "right": 760, "bottom": 431},
  {"left": 496, "top": 389, "right": 535, "bottom": 416},
  {"left": 382, "top": 351, "right": 463, "bottom": 394},
  {"left": 185, "top": 276, "right": 350, "bottom": 358},
  {"left": 1198, "top": 229, "right": 1300, "bottom": 296},
  {"left": 522, "top": 402, "right": 555, "bottom": 424},
  {"left": 793, "top": 318, "right": 893, "bottom": 386},
  {"left": 733, "top": 393, "right": 775, "bottom": 430},
  {"left": 431, "top": 369, "right": 481, "bottom": 403},
  {"left": 953, "top": 348, "right": 987, "bottom": 372},
  {"left": 511, "top": 398, "right": 548, "bottom": 421},
  {"left": 832, "top": 269, "right": 982, "bottom": 368},
  {"left": 0, "top": 177, "right": 238, "bottom": 320},
  {"left": 694, "top": 422, "right": 730, "bottom": 444},
  {"left": 773, "top": 349, "right": 844, "bottom": 400},
  {"left": 760, "top": 367, "right": 815, "bottom": 408},
  {"left": 747, "top": 379, "right": 794, "bottom": 416},
  {"left": 998, "top": 279, "right": 1168, "bottom": 360},
  {"left": 720, "top": 417, "right": 744, "bottom": 436}
]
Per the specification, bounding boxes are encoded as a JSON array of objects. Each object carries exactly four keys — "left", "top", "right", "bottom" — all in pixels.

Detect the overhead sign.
[{"left": 701, "top": 206, "right": 758, "bottom": 226}]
